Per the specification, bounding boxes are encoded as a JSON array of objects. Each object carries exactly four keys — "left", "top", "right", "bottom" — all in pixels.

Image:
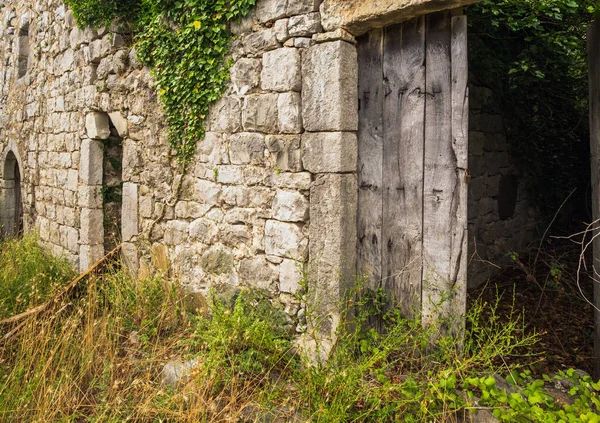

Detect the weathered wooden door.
[{"left": 357, "top": 11, "right": 468, "bottom": 331}]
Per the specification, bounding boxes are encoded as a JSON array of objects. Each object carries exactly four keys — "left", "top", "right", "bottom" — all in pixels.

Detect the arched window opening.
[
  {"left": 17, "top": 21, "right": 30, "bottom": 79},
  {"left": 1, "top": 151, "right": 23, "bottom": 238}
]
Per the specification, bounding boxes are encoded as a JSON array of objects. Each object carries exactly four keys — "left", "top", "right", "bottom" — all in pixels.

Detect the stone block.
[
  {"left": 266, "top": 135, "right": 302, "bottom": 172},
  {"left": 242, "top": 94, "right": 278, "bottom": 133},
  {"left": 79, "top": 138, "right": 104, "bottom": 185},
  {"left": 230, "top": 58, "right": 261, "bottom": 95},
  {"left": 189, "top": 218, "right": 218, "bottom": 244},
  {"left": 256, "top": 0, "right": 319, "bottom": 23},
  {"left": 269, "top": 172, "right": 312, "bottom": 190},
  {"left": 239, "top": 257, "right": 279, "bottom": 291},
  {"left": 288, "top": 12, "right": 322, "bottom": 37},
  {"left": 280, "top": 259, "right": 303, "bottom": 293},
  {"left": 121, "top": 242, "right": 140, "bottom": 273},
  {"left": 261, "top": 48, "right": 301, "bottom": 92},
  {"left": 108, "top": 111, "right": 128, "bottom": 137},
  {"left": 278, "top": 92, "right": 302, "bottom": 133},
  {"left": 80, "top": 207, "right": 104, "bottom": 245},
  {"left": 122, "top": 182, "right": 139, "bottom": 241},
  {"left": 229, "top": 132, "right": 265, "bottom": 165},
  {"left": 194, "top": 179, "right": 222, "bottom": 204},
  {"left": 217, "top": 165, "right": 244, "bottom": 185},
  {"left": 164, "top": 220, "right": 189, "bottom": 245},
  {"left": 288, "top": 0, "right": 320, "bottom": 15},
  {"left": 265, "top": 219, "right": 307, "bottom": 260},
  {"left": 274, "top": 18, "right": 290, "bottom": 42},
  {"left": 85, "top": 112, "right": 111, "bottom": 140},
  {"left": 255, "top": 0, "right": 287, "bottom": 23},
  {"left": 208, "top": 96, "right": 242, "bottom": 132},
  {"left": 79, "top": 244, "right": 104, "bottom": 272},
  {"left": 242, "top": 28, "right": 280, "bottom": 55},
  {"left": 294, "top": 38, "right": 315, "bottom": 48},
  {"left": 272, "top": 190, "right": 309, "bottom": 222},
  {"left": 302, "top": 132, "right": 357, "bottom": 173},
  {"left": 196, "top": 132, "right": 227, "bottom": 165},
  {"left": 309, "top": 173, "right": 357, "bottom": 296},
  {"left": 302, "top": 41, "right": 358, "bottom": 131},
  {"left": 313, "top": 29, "right": 356, "bottom": 44}
]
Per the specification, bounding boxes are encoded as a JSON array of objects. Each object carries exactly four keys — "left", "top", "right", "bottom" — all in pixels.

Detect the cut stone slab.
[
  {"left": 261, "top": 48, "right": 301, "bottom": 92},
  {"left": 302, "top": 132, "right": 357, "bottom": 173},
  {"left": 85, "top": 112, "right": 111, "bottom": 140},
  {"left": 280, "top": 259, "right": 303, "bottom": 293},
  {"left": 288, "top": 12, "right": 322, "bottom": 37},
  {"left": 272, "top": 189, "right": 309, "bottom": 222},
  {"left": 265, "top": 220, "right": 307, "bottom": 260},
  {"left": 278, "top": 92, "right": 302, "bottom": 134},
  {"left": 243, "top": 94, "right": 279, "bottom": 133},
  {"left": 302, "top": 41, "right": 358, "bottom": 132},
  {"left": 320, "top": 0, "right": 480, "bottom": 35}
]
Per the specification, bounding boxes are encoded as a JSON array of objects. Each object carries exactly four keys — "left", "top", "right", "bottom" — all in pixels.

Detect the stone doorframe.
[
  {"left": 303, "top": 0, "right": 475, "bottom": 346},
  {"left": 0, "top": 141, "right": 24, "bottom": 238},
  {"left": 79, "top": 110, "right": 135, "bottom": 272}
]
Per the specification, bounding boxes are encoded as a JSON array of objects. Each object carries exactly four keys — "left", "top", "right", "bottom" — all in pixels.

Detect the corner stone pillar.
[{"left": 302, "top": 39, "right": 358, "bottom": 347}]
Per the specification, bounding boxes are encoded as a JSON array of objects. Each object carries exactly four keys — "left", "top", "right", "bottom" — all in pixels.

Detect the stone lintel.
[{"left": 321, "top": 0, "right": 480, "bottom": 35}]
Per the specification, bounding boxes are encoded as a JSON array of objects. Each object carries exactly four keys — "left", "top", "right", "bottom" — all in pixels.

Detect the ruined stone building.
[{"left": 0, "top": 0, "right": 538, "bottom": 333}]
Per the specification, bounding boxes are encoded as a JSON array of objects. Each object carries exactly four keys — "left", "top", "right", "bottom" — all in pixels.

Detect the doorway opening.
[
  {"left": 1, "top": 151, "right": 23, "bottom": 238},
  {"left": 466, "top": 3, "right": 595, "bottom": 377},
  {"left": 101, "top": 120, "right": 123, "bottom": 254}
]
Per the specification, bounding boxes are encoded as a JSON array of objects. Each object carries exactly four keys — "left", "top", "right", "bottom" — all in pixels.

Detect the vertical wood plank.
[
  {"left": 357, "top": 29, "right": 384, "bottom": 290},
  {"left": 382, "top": 17, "right": 426, "bottom": 318},
  {"left": 588, "top": 19, "right": 600, "bottom": 379},
  {"left": 449, "top": 14, "right": 469, "bottom": 336},
  {"left": 422, "top": 11, "right": 455, "bottom": 329}
]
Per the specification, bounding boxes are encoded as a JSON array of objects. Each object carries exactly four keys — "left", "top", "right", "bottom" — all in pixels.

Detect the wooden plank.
[
  {"left": 382, "top": 17, "right": 425, "bottom": 318},
  {"left": 588, "top": 19, "right": 600, "bottom": 380},
  {"left": 422, "top": 11, "right": 455, "bottom": 329},
  {"left": 357, "top": 29, "right": 384, "bottom": 290},
  {"left": 449, "top": 14, "right": 469, "bottom": 337}
]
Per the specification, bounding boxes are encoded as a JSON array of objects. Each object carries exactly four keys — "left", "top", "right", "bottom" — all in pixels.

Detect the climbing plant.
[
  {"left": 64, "top": 0, "right": 256, "bottom": 166},
  {"left": 468, "top": 0, "right": 600, "bottom": 222}
]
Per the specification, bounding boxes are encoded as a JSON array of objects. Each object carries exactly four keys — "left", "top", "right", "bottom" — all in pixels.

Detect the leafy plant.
[{"left": 64, "top": 0, "right": 256, "bottom": 166}]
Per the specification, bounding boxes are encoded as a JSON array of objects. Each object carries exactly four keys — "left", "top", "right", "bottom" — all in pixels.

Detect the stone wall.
[
  {"left": 467, "top": 84, "right": 538, "bottom": 287},
  {"left": 0, "top": 0, "right": 362, "bottom": 338},
  {"left": 0, "top": 0, "right": 536, "bottom": 341}
]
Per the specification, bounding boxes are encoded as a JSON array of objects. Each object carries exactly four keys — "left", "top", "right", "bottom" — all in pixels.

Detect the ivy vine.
[{"left": 64, "top": 0, "right": 256, "bottom": 166}]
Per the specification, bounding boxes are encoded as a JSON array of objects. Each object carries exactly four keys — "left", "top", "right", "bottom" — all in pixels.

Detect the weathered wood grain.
[
  {"left": 588, "top": 19, "right": 600, "bottom": 379},
  {"left": 449, "top": 14, "right": 469, "bottom": 337},
  {"left": 422, "top": 11, "right": 455, "bottom": 328},
  {"left": 357, "top": 29, "right": 384, "bottom": 290},
  {"left": 382, "top": 17, "right": 425, "bottom": 318}
]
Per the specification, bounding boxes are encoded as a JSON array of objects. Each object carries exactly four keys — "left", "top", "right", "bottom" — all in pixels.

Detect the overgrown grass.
[
  {"left": 0, "top": 234, "right": 75, "bottom": 319},
  {"left": 0, "top": 236, "right": 598, "bottom": 422}
]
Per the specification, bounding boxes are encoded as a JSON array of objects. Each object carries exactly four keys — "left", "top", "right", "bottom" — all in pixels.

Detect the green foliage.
[
  {"left": 63, "top": 0, "right": 141, "bottom": 28},
  {"left": 0, "top": 234, "right": 75, "bottom": 319},
  {"left": 296, "top": 284, "right": 541, "bottom": 422},
  {"left": 468, "top": 0, "right": 599, "bottom": 218},
  {"left": 0, "top": 246, "right": 598, "bottom": 421},
  {"left": 466, "top": 369, "right": 600, "bottom": 422},
  {"left": 185, "top": 289, "right": 295, "bottom": 396},
  {"left": 64, "top": 0, "right": 256, "bottom": 166}
]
